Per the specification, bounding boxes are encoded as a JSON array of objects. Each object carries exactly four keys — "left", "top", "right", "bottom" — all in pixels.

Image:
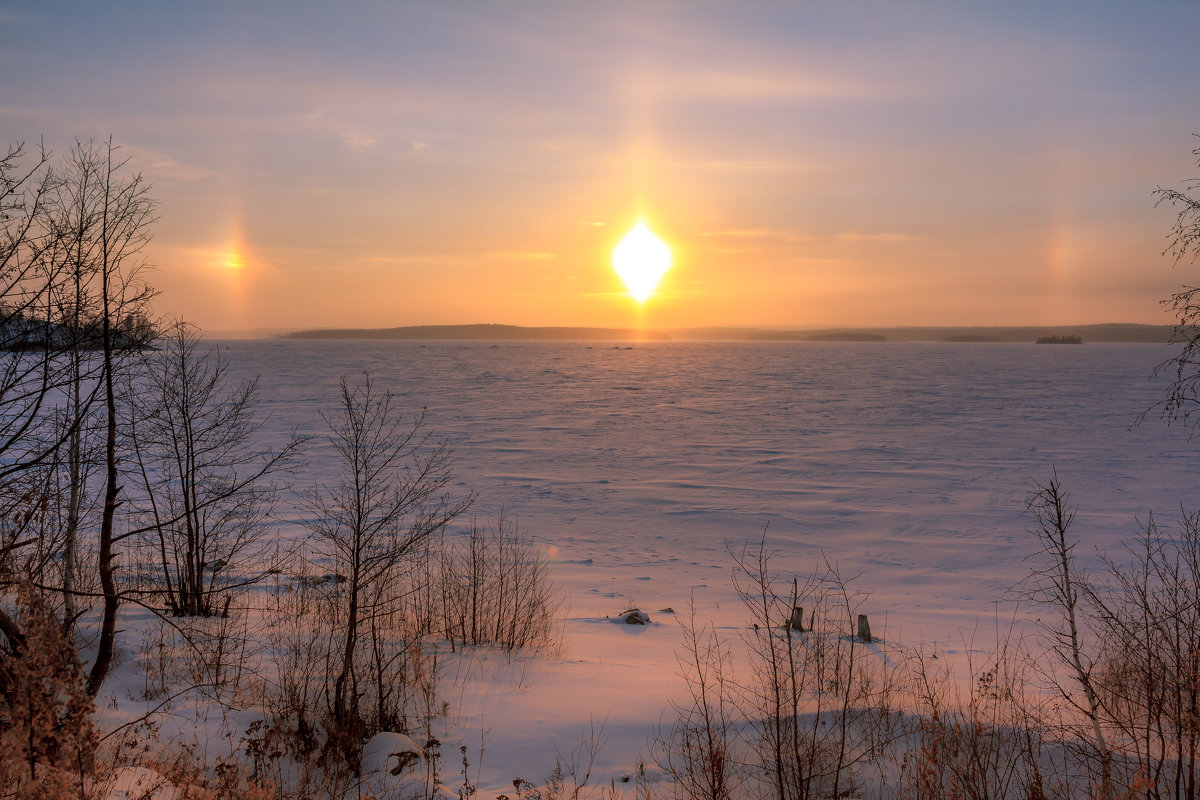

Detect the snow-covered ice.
[{"left": 95, "top": 339, "right": 1200, "bottom": 796}]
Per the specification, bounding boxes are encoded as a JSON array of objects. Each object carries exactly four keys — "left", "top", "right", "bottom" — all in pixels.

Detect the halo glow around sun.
[{"left": 612, "top": 221, "right": 671, "bottom": 303}]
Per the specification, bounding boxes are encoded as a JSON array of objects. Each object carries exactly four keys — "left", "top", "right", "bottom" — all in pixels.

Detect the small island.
[
  {"left": 806, "top": 332, "right": 888, "bottom": 342},
  {"left": 1036, "top": 334, "right": 1083, "bottom": 344}
]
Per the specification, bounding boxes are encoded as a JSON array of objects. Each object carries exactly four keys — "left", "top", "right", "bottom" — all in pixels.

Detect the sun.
[{"left": 612, "top": 221, "right": 671, "bottom": 302}]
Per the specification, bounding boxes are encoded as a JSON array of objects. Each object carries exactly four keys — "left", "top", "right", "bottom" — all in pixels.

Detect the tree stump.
[
  {"left": 789, "top": 606, "right": 805, "bottom": 632},
  {"left": 857, "top": 614, "right": 872, "bottom": 643}
]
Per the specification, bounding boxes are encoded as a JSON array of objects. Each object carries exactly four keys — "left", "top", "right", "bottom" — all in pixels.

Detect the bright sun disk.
[{"left": 612, "top": 221, "right": 671, "bottom": 302}]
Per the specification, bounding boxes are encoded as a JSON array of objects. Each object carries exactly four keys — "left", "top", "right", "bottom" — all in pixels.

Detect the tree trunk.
[
  {"left": 85, "top": 304, "right": 119, "bottom": 697},
  {"left": 62, "top": 422, "right": 80, "bottom": 632},
  {"left": 334, "top": 583, "right": 360, "bottom": 728},
  {"left": 86, "top": 148, "right": 121, "bottom": 697}
]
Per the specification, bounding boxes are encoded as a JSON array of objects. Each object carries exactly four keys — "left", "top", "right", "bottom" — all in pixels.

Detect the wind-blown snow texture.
[{"left": 219, "top": 339, "right": 1197, "bottom": 790}]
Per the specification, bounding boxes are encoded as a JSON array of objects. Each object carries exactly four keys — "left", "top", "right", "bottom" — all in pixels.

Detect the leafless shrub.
[
  {"left": 94, "top": 721, "right": 276, "bottom": 800},
  {"left": 185, "top": 604, "right": 257, "bottom": 704},
  {"left": 1086, "top": 509, "right": 1200, "bottom": 799},
  {"left": 435, "top": 512, "right": 562, "bottom": 655},
  {"left": 652, "top": 538, "right": 898, "bottom": 800},
  {"left": 134, "top": 615, "right": 179, "bottom": 703},
  {"left": 1021, "top": 473, "right": 1200, "bottom": 799},
  {"left": 0, "top": 582, "right": 96, "bottom": 800},
  {"left": 125, "top": 320, "right": 304, "bottom": 618},
  {"left": 729, "top": 539, "right": 898, "bottom": 800},
  {"left": 259, "top": 565, "right": 328, "bottom": 759},
  {"left": 895, "top": 636, "right": 1053, "bottom": 800},
  {"left": 652, "top": 599, "right": 744, "bottom": 800},
  {"left": 506, "top": 720, "right": 620, "bottom": 800}
]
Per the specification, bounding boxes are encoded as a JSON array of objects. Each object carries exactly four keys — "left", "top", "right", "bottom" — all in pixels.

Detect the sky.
[{"left": 3, "top": 1, "right": 1200, "bottom": 334}]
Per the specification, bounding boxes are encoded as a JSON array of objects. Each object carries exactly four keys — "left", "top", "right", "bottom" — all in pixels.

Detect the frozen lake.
[
  {"left": 115, "top": 337, "right": 1200, "bottom": 791},
  {"left": 224, "top": 338, "right": 1198, "bottom": 639}
]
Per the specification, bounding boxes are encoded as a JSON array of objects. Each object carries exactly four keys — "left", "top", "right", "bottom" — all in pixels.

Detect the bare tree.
[
  {"left": 1156, "top": 136, "right": 1200, "bottom": 266},
  {"left": 0, "top": 141, "right": 116, "bottom": 792},
  {"left": 126, "top": 320, "right": 304, "bottom": 617},
  {"left": 1147, "top": 137, "right": 1200, "bottom": 435},
  {"left": 0, "top": 143, "right": 78, "bottom": 532},
  {"left": 0, "top": 141, "right": 98, "bottom": 689},
  {"left": 42, "top": 139, "right": 114, "bottom": 632},
  {"left": 1087, "top": 510, "right": 1200, "bottom": 799},
  {"left": 63, "top": 138, "right": 158, "bottom": 697},
  {"left": 1023, "top": 474, "right": 1115, "bottom": 798},
  {"left": 301, "top": 373, "right": 471, "bottom": 754}
]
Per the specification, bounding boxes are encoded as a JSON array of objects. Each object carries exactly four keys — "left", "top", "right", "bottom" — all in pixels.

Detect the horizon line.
[{"left": 203, "top": 321, "right": 1177, "bottom": 344}]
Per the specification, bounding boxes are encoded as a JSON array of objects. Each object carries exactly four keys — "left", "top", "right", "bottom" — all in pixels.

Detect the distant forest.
[{"left": 284, "top": 322, "right": 1175, "bottom": 343}]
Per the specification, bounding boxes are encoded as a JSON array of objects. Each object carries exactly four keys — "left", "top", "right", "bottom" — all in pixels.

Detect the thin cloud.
[
  {"left": 358, "top": 253, "right": 465, "bottom": 264},
  {"left": 483, "top": 252, "right": 556, "bottom": 261},
  {"left": 298, "top": 107, "right": 379, "bottom": 151},
  {"left": 120, "top": 144, "right": 215, "bottom": 182},
  {"left": 340, "top": 133, "right": 377, "bottom": 151},
  {"left": 0, "top": 105, "right": 37, "bottom": 119},
  {"left": 833, "top": 232, "right": 922, "bottom": 243},
  {"left": 642, "top": 65, "right": 882, "bottom": 104},
  {"left": 703, "top": 229, "right": 795, "bottom": 239},
  {"left": 702, "top": 229, "right": 921, "bottom": 246},
  {"left": 685, "top": 159, "right": 816, "bottom": 173},
  {"left": 702, "top": 229, "right": 818, "bottom": 243},
  {"left": 788, "top": 256, "right": 862, "bottom": 266}
]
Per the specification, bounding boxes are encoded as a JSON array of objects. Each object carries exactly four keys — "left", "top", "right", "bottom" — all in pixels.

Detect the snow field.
[{"left": 88, "top": 340, "right": 1200, "bottom": 797}]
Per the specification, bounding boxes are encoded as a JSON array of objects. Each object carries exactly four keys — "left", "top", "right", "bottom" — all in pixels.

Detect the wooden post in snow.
[
  {"left": 789, "top": 606, "right": 805, "bottom": 632},
  {"left": 857, "top": 614, "right": 872, "bottom": 643}
]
